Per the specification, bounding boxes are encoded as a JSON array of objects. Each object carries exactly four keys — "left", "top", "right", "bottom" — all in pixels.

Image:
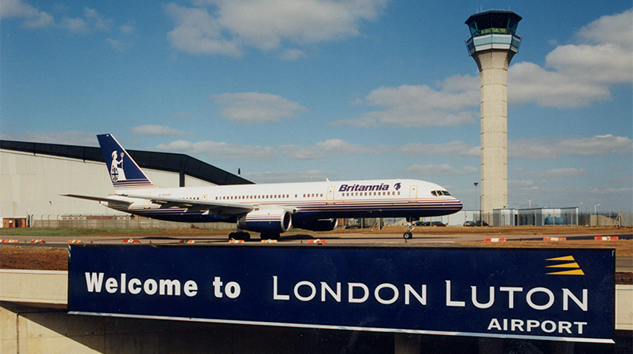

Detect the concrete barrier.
[{"left": 0, "top": 270, "right": 67, "bottom": 307}]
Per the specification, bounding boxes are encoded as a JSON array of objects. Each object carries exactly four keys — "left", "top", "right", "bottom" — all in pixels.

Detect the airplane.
[{"left": 65, "top": 134, "right": 463, "bottom": 240}]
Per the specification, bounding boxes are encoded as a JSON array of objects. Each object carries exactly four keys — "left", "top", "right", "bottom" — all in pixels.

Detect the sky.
[{"left": 1, "top": 0, "right": 632, "bottom": 213}]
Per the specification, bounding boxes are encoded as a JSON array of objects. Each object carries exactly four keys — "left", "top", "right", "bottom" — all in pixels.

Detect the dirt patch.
[
  {"left": 617, "top": 272, "right": 633, "bottom": 284},
  {"left": 0, "top": 246, "right": 67, "bottom": 271}
]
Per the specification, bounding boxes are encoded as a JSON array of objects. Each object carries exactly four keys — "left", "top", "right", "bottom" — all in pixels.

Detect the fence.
[
  {"left": 459, "top": 208, "right": 633, "bottom": 227},
  {"left": 579, "top": 211, "right": 633, "bottom": 227},
  {"left": 31, "top": 215, "right": 234, "bottom": 230}
]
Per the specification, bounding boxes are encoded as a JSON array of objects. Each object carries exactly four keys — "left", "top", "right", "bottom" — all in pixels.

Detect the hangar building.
[{"left": 0, "top": 139, "right": 251, "bottom": 227}]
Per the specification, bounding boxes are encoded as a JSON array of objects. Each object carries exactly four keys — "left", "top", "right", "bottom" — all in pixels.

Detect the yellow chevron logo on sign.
[{"left": 546, "top": 255, "right": 585, "bottom": 275}]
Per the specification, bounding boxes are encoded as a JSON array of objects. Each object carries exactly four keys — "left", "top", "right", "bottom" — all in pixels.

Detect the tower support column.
[{"left": 473, "top": 50, "right": 514, "bottom": 216}]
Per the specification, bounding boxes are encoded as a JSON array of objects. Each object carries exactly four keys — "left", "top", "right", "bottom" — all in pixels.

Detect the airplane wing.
[
  {"left": 62, "top": 194, "right": 134, "bottom": 205},
  {"left": 123, "top": 193, "right": 254, "bottom": 218}
]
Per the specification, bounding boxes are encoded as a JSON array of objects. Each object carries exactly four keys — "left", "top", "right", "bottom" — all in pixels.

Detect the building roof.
[
  {"left": 465, "top": 10, "right": 523, "bottom": 27},
  {"left": 0, "top": 140, "right": 253, "bottom": 186},
  {"left": 465, "top": 10, "right": 522, "bottom": 27}
]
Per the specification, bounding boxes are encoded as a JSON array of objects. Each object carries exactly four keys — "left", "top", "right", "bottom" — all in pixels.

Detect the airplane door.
[
  {"left": 409, "top": 185, "right": 418, "bottom": 202},
  {"left": 326, "top": 186, "right": 335, "bottom": 204}
]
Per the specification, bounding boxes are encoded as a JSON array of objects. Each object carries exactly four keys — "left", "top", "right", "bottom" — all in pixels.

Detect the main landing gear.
[
  {"left": 260, "top": 233, "right": 280, "bottom": 240},
  {"left": 403, "top": 219, "right": 415, "bottom": 239},
  {"left": 229, "top": 231, "right": 251, "bottom": 241}
]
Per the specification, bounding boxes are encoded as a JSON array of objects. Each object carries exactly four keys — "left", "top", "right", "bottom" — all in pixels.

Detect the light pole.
[
  {"left": 474, "top": 182, "right": 480, "bottom": 225},
  {"left": 594, "top": 204, "right": 600, "bottom": 214},
  {"left": 523, "top": 199, "right": 534, "bottom": 208}
]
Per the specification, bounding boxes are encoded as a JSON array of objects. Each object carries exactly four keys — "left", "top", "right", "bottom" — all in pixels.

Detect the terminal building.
[{"left": 0, "top": 139, "right": 251, "bottom": 228}]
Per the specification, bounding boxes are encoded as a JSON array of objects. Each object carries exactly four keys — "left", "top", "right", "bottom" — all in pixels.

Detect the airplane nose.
[{"left": 454, "top": 198, "right": 463, "bottom": 211}]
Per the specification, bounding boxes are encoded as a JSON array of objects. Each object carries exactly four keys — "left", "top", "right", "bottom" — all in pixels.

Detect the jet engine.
[
  {"left": 237, "top": 208, "right": 292, "bottom": 234},
  {"left": 293, "top": 218, "right": 338, "bottom": 231}
]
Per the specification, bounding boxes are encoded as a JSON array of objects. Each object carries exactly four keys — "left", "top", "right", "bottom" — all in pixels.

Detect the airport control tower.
[{"left": 465, "top": 10, "right": 522, "bottom": 220}]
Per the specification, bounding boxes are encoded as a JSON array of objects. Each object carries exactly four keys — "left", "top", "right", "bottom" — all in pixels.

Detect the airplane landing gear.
[
  {"left": 260, "top": 233, "right": 280, "bottom": 240},
  {"left": 403, "top": 219, "right": 415, "bottom": 239},
  {"left": 229, "top": 231, "right": 251, "bottom": 241}
]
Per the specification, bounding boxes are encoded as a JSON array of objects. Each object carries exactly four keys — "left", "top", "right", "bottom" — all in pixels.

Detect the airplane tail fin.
[{"left": 97, "top": 134, "right": 155, "bottom": 192}]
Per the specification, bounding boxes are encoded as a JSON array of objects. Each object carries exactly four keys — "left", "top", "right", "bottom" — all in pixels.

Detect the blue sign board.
[{"left": 68, "top": 245, "right": 614, "bottom": 343}]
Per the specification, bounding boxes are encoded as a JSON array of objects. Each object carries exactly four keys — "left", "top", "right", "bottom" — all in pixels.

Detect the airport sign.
[{"left": 68, "top": 245, "right": 614, "bottom": 343}]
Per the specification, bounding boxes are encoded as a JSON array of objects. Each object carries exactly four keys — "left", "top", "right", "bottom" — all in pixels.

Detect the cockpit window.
[{"left": 431, "top": 190, "right": 452, "bottom": 196}]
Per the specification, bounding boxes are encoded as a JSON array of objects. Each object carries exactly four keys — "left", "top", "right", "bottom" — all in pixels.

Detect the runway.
[{"left": 1, "top": 230, "right": 630, "bottom": 245}]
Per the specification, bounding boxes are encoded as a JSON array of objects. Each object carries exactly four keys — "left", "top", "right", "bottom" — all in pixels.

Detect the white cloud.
[
  {"left": 0, "top": 0, "right": 53, "bottom": 28},
  {"left": 155, "top": 140, "right": 276, "bottom": 161},
  {"left": 106, "top": 38, "right": 122, "bottom": 50},
  {"left": 332, "top": 75, "right": 480, "bottom": 128},
  {"left": 279, "top": 139, "right": 376, "bottom": 160},
  {"left": 278, "top": 139, "right": 482, "bottom": 161},
  {"left": 278, "top": 49, "right": 307, "bottom": 60},
  {"left": 509, "top": 179, "right": 537, "bottom": 189},
  {"left": 400, "top": 141, "right": 479, "bottom": 157},
  {"left": 576, "top": 9, "right": 633, "bottom": 49},
  {"left": 516, "top": 168, "right": 587, "bottom": 179},
  {"left": 548, "top": 168, "right": 587, "bottom": 178},
  {"left": 131, "top": 125, "right": 192, "bottom": 137},
  {"left": 171, "top": 112, "right": 193, "bottom": 120},
  {"left": 244, "top": 170, "right": 329, "bottom": 183},
  {"left": 546, "top": 44, "right": 632, "bottom": 85},
  {"left": 164, "top": 3, "right": 242, "bottom": 57},
  {"left": 211, "top": 92, "right": 308, "bottom": 123},
  {"left": 1, "top": 3, "right": 116, "bottom": 35},
  {"left": 509, "top": 8, "right": 633, "bottom": 108},
  {"left": 119, "top": 21, "right": 134, "bottom": 35},
  {"left": 509, "top": 134, "right": 633, "bottom": 159},
  {"left": 508, "top": 62, "right": 611, "bottom": 108},
  {"left": 164, "top": 0, "right": 387, "bottom": 56},
  {"left": 61, "top": 17, "right": 88, "bottom": 32},
  {"left": 278, "top": 145, "right": 324, "bottom": 160},
  {"left": 83, "top": 7, "right": 111, "bottom": 31},
  {"left": 60, "top": 7, "right": 113, "bottom": 34},
  {"left": 407, "top": 163, "right": 477, "bottom": 176}
]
